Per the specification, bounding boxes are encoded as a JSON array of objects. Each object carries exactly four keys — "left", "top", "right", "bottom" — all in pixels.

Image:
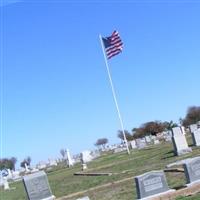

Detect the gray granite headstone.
[
  {"left": 191, "top": 129, "right": 200, "bottom": 147},
  {"left": 23, "top": 171, "right": 55, "bottom": 200},
  {"left": 172, "top": 127, "right": 192, "bottom": 156},
  {"left": 135, "top": 171, "right": 174, "bottom": 199},
  {"left": 183, "top": 157, "right": 200, "bottom": 185}
]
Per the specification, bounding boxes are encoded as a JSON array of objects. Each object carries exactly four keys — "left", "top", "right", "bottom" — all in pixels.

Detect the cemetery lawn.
[{"left": 1, "top": 138, "right": 200, "bottom": 200}]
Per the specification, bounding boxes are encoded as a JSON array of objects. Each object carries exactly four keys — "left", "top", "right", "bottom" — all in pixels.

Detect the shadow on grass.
[
  {"left": 161, "top": 150, "right": 175, "bottom": 160},
  {"left": 173, "top": 185, "right": 187, "bottom": 190}
]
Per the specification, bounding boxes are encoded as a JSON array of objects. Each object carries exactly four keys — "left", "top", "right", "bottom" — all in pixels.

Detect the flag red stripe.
[{"left": 107, "top": 50, "right": 121, "bottom": 59}]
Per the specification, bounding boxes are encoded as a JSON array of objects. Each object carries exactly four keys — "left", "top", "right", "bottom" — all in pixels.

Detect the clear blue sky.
[{"left": 1, "top": 0, "right": 200, "bottom": 167}]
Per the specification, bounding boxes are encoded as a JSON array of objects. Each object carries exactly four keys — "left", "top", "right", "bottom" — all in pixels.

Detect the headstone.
[
  {"left": 164, "top": 135, "right": 172, "bottom": 142},
  {"left": 82, "top": 163, "right": 88, "bottom": 171},
  {"left": 76, "top": 196, "right": 90, "bottom": 200},
  {"left": 180, "top": 126, "right": 186, "bottom": 135},
  {"left": 183, "top": 157, "right": 200, "bottom": 186},
  {"left": 66, "top": 149, "right": 74, "bottom": 167},
  {"left": 48, "top": 159, "right": 57, "bottom": 167},
  {"left": 145, "top": 136, "right": 152, "bottom": 143},
  {"left": 130, "top": 140, "right": 137, "bottom": 149},
  {"left": 136, "top": 138, "right": 147, "bottom": 149},
  {"left": 25, "top": 163, "right": 30, "bottom": 172},
  {"left": 189, "top": 124, "right": 198, "bottom": 134},
  {"left": 191, "top": 129, "right": 200, "bottom": 147},
  {"left": 31, "top": 168, "right": 39, "bottom": 173},
  {"left": 113, "top": 147, "right": 126, "bottom": 153},
  {"left": 3, "top": 178, "right": 10, "bottom": 190},
  {"left": 36, "top": 162, "right": 47, "bottom": 170},
  {"left": 23, "top": 171, "right": 55, "bottom": 200},
  {"left": 81, "top": 150, "right": 93, "bottom": 163},
  {"left": 172, "top": 127, "right": 192, "bottom": 156},
  {"left": 153, "top": 139, "right": 160, "bottom": 145},
  {"left": 135, "top": 171, "right": 174, "bottom": 199},
  {"left": 7, "top": 169, "right": 12, "bottom": 180}
]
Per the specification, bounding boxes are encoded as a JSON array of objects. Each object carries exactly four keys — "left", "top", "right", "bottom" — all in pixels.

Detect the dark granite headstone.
[
  {"left": 135, "top": 171, "right": 174, "bottom": 199},
  {"left": 23, "top": 171, "right": 55, "bottom": 200},
  {"left": 183, "top": 157, "right": 200, "bottom": 185}
]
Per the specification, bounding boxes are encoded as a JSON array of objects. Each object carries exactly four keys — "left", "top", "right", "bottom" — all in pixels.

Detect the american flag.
[{"left": 102, "top": 31, "right": 123, "bottom": 59}]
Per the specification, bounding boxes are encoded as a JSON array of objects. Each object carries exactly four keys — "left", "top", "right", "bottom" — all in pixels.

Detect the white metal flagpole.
[{"left": 99, "top": 34, "right": 130, "bottom": 155}]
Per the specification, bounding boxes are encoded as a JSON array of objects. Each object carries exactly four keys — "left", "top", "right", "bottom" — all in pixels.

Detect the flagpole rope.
[{"left": 99, "top": 34, "right": 130, "bottom": 155}]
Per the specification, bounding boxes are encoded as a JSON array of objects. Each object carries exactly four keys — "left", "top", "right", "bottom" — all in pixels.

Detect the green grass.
[{"left": 1, "top": 138, "right": 200, "bottom": 200}]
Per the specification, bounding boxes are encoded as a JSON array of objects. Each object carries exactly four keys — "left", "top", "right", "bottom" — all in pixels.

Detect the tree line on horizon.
[
  {"left": 95, "top": 106, "right": 200, "bottom": 148},
  {"left": 0, "top": 156, "right": 31, "bottom": 172},
  {"left": 1, "top": 106, "right": 200, "bottom": 171}
]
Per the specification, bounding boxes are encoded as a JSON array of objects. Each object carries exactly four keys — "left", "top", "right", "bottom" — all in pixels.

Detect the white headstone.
[
  {"left": 48, "top": 159, "right": 57, "bottom": 167},
  {"left": 66, "top": 149, "right": 74, "bottom": 167},
  {"left": 82, "top": 163, "right": 88, "bottom": 171},
  {"left": 3, "top": 178, "right": 10, "bottom": 190},
  {"left": 136, "top": 138, "right": 147, "bottom": 149},
  {"left": 145, "top": 136, "right": 152, "bottom": 143},
  {"left": 130, "top": 140, "right": 137, "bottom": 149},
  {"left": 7, "top": 169, "right": 12, "bottom": 179},
  {"left": 154, "top": 139, "right": 160, "bottom": 145},
  {"left": 25, "top": 163, "right": 30, "bottom": 172},
  {"left": 0, "top": 176, "right": 4, "bottom": 187},
  {"left": 172, "top": 127, "right": 192, "bottom": 156},
  {"left": 36, "top": 162, "right": 47, "bottom": 170},
  {"left": 189, "top": 124, "right": 198, "bottom": 134},
  {"left": 113, "top": 147, "right": 126, "bottom": 153},
  {"left": 191, "top": 129, "right": 200, "bottom": 147},
  {"left": 76, "top": 196, "right": 90, "bottom": 200},
  {"left": 180, "top": 126, "right": 186, "bottom": 135},
  {"left": 81, "top": 150, "right": 93, "bottom": 163}
]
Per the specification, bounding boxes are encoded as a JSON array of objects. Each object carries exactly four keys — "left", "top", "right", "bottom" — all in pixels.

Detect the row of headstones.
[
  {"left": 21, "top": 156, "right": 200, "bottom": 200},
  {"left": 129, "top": 132, "right": 171, "bottom": 150},
  {"left": 129, "top": 123, "right": 200, "bottom": 153},
  {"left": 129, "top": 125, "right": 200, "bottom": 156},
  {"left": 135, "top": 156, "right": 200, "bottom": 199}
]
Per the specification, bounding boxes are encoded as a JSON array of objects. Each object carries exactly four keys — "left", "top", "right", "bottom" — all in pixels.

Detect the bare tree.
[{"left": 95, "top": 138, "right": 108, "bottom": 149}]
